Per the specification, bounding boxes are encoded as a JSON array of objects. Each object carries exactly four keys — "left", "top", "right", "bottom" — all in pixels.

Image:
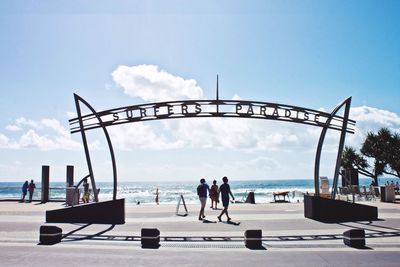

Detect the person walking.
[
  {"left": 217, "top": 176, "right": 235, "bottom": 222},
  {"left": 28, "top": 179, "right": 36, "bottom": 202},
  {"left": 21, "top": 180, "right": 28, "bottom": 202},
  {"left": 197, "top": 178, "right": 209, "bottom": 220},
  {"left": 209, "top": 180, "right": 219, "bottom": 209}
]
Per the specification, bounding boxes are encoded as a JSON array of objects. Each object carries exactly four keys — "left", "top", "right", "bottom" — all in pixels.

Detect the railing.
[
  {"left": 337, "top": 185, "right": 380, "bottom": 202},
  {"left": 0, "top": 187, "right": 66, "bottom": 202}
]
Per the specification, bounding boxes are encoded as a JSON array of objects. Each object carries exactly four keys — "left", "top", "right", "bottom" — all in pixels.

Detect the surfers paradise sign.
[
  {"left": 70, "top": 99, "right": 353, "bottom": 134},
  {"left": 70, "top": 91, "right": 355, "bottom": 203}
]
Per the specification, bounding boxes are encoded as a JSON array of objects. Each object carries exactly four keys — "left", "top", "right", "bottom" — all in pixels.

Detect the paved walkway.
[{"left": 0, "top": 200, "right": 399, "bottom": 266}]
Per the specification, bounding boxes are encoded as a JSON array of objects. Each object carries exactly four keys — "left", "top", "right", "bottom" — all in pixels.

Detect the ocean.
[{"left": 0, "top": 177, "right": 394, "bottom": 204}]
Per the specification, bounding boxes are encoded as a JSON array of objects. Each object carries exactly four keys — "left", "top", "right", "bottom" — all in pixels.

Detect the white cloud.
[
  {"left": 40, "top": 118, "right": 70, "bottom": 137},
  {"left": 0, "top": 117, "right": 83, "bottom": 151},
  {"left": 0, "top": 133, "right": 10, "bottom": 147},
  {"left": 346, "top": 106, "right": 400, "bottom": 148},
  {"left": 243, "top": 156, "right": 280, "bottom": 171},
  {"left": 19, "top": 129, "right": 58, "bottom": 150},
  {"left": 15, "top": 117, "right": 40, "bottom": 129},
  {"left": 351, "top": 106, "right": 400, "bottom": 128},
  {"left": 101, "top": 105, "right": 400, "bottom": 155},
  {"left": 112, "top": 64, "right": 203, "bottom": 102},
  {"left": 5, "top": 125, "right": 22, "bottom": 131},
  {"left": 108, "top": 123, "right": 184, "bottom": 150},
  {"left": 66, "top": 111, "right": 76, "bottom": 119},
  {"left": 232, "top": 94, "right": 242, "bottom": 100},
  {"left": 0, "top": 133, "right": 18, "bottom": 149},
  {"left": 166, "top": 118, "right": 302, "bottom": 152}
]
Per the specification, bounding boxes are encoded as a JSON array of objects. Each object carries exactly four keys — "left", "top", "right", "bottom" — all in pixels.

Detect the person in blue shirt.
[
  {"left": 197, "top": 178, "right": 209, "bottom": 220},
  {"left": 21, "top": 180, "right": 28, "bottom": 202},
  {"left": 217, "top": 176, "right": 235, "bottom": 222}
]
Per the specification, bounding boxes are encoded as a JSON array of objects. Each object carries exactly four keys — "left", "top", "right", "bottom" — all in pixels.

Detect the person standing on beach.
[
  {"left": 217, "top": 176, "right": 235, "bottom": 222},
  {"left": 197, "top": 178, "right": 209, "bottom": 220},
  {"left": 155, "top": 188, "right": 159, "bottom": 205},
  {"left": 82, "top": 178, "right": 90, "bottom": 203},
  {"left": 21, "top": 180, "right": 28, "bottom": 202},
  {"left": 209, "top": 180, "right": 219, "bottom": 209},
  {"left": 28, "top": 179, "right": 36, "bottom": 202}
]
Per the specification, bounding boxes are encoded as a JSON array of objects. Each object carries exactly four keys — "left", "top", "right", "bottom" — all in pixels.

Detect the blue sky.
[{"left": 0, "top": 1, "right": 399, "bottom": 183}]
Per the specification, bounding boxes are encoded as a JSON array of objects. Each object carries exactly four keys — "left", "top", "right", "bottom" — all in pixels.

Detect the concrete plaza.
[{"left": 0, "top": 200, "right": 399, "bottom": 266}]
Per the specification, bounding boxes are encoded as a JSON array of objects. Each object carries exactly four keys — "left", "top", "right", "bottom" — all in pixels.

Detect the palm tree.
[
  {"left": 341, "top": 146, "right": 378, "bottom": 185},
  {"left": 360, "top": 128, "right": 393, "bottom": 182},
  {"left": 385, "top": 132, "right": 400, "bottom": 178}
]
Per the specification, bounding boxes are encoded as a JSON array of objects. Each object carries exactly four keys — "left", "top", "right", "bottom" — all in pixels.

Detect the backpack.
[{"left": 197, "top": 184, "right": 204, "bottom": 196}]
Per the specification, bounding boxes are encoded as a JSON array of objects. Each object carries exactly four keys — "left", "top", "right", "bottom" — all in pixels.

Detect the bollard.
[
  {"left": 39, "top": 225, "right": 62, "bottom": 245},
  {"left": 343, "top": 229, "right": 365, "bottom": 248},
  {"left": 244, "top": 229, "right": 262, "bottom": 249},
  {"left": 141, "top": 228, "right": 160, "bottom": 248},
  {"left": 41, "top": 165, "right": 50, "bottom": 203}
]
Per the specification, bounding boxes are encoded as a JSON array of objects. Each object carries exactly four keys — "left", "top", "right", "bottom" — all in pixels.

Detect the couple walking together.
[{"left": 198, "top": 176, "right": 235, "bottom": 222}]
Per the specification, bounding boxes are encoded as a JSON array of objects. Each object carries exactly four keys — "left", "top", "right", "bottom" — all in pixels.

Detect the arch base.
[
  {"left": 304, "top": 195, "right": 378, "bottom": 223},
  {"left": 46, "top": 199, "right": 125, "bottom": 224}
]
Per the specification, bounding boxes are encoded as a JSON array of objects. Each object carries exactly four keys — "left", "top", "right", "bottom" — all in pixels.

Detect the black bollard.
[
  {"left": 39, "top": 225, "right": 62, "bottom": 245},
  {"left": 141, "top": 228, "right": 160, "bottom": 248},
  {"left": 343, "top": 229, "right": 365, "bottom": 248},
  {"left": 244, "top": 229, "right": 262, "bottom": 249}
]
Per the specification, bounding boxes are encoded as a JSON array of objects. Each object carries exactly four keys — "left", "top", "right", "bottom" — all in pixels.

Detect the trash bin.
[
  {"left": 380, "top": 186, "right": 395, "bottom": 202},
  {"left": 66, "top": 187, "right": 79, "bottom": 206}
]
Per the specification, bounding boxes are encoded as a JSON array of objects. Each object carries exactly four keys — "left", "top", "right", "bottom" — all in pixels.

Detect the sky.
[{"left": 0, "top": 0, "right": 399, "bottom": 183}]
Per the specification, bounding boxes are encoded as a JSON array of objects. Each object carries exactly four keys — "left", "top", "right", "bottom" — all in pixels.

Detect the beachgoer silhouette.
[
  {"left": 217, "top": 176, "right": 235, "bottom": 222},
  {"left": 155, "top": 188, "right": 159, "bottom": 205},
  {"left": 82, "top": 178, "right": 90, "bottom": 203},
  {"left": 21, "top": 180, "right": 28, "bottom": 202},
  {"left": 197, "top": 178, "right": 209, "bottom": 220},
  {"left": 28, "top": 179, "right": 36, "bottom": 202},
  {"left": 209, "top": 180, "right": 219, "bottom": 209}
]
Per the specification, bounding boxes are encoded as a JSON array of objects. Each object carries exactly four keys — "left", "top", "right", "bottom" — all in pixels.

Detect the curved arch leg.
[
  {"left": 74, "top": 94, "right": 118, "bottom": 201},
  {"left": 314, "top": 97, "right": 352, "bottom": 197}
]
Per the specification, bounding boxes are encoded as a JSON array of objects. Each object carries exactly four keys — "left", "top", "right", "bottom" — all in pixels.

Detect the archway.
[{"left": 46, "top": 92, "right": 377, "bottom": 224}]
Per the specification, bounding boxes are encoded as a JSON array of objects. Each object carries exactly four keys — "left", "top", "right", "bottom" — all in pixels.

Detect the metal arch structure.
[
  {"left": 69, "top": 94, "right": 356, "bottom": 201},
  {"left": 74, "top": 94, "right": 118, "bottom": 202},
  {"left": 314, "top": 97, "right": 352, "bottom": 199},
  {"left": 47, "top": 91, "right": 379, "bottom": 225}
]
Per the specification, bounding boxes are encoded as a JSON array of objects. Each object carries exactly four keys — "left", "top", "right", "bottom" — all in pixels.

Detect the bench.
[{"left": 273, "top": 191, "right": 290, "bottom": 202}]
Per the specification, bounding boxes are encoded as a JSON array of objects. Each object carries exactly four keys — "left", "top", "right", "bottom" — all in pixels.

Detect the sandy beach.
[{"left": 0, "top": 200, "right": 399, "bottom": 266}]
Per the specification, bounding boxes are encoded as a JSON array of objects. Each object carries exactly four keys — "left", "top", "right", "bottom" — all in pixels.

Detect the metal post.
[
  {"left": 216, "top": 75, "right": 219, "bottom": 114},
  {"left": 41, "top": 165, "right": 50, "bottom": 203},
  {"left": 66, "top": 165, "right": 74, "bottom": 187}
]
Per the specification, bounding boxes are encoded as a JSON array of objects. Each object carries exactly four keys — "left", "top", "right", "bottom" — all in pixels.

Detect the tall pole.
[
  {"left": 216, "top": 75, "right": 219, "bottom": 114},
  {"left": 66, "top": 165, "right": 74, "bottom": 187}
]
